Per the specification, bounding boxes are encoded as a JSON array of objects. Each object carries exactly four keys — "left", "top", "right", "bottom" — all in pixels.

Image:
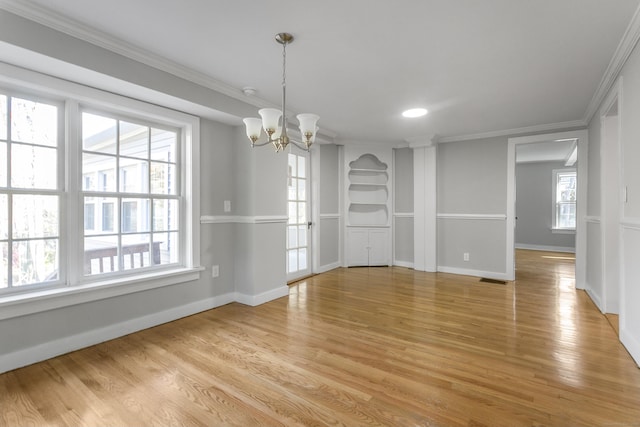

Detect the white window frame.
[
  {"left": 0, "top": 62, "right": 202, "bottom": 321},
  {"left": 552, "top": 168, "right": 577, "bottom": 233}
]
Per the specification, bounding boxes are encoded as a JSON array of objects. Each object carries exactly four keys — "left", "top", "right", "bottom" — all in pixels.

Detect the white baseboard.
[
  {"left": 585, "top": 287, "right": 604, "bottom": 313},
  {"left": 235, "top": 286, "right": 289, "bottom": 307},
  {"left": 515, "top": 243, "right": 575, "bottom": 253},
  {"left": 316, "top": 261, "right": 341, "bottom": 274},
  {"left": 0, "top": 292, "right": 236, "bottom": 374},
  {"left": 393, "top": 260, "right": 414, "bottom": 269},
  {"left": 437, "top": 266, "right": 509, "bottom": 282},
  {"left": 621, "top": 327, "right": 640, "bottom": 368}
]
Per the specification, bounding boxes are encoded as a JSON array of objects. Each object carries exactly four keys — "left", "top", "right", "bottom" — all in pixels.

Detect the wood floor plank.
[{"left": 2, "top": 249, "right": 640, "bottom": 426}]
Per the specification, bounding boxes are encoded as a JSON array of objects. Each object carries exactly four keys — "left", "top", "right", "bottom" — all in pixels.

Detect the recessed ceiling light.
[{"left": 402, "top": 108, "right": 428, "bottom": 118}]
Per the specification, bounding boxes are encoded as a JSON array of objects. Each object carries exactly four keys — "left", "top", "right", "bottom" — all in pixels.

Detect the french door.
[{"left": 286, "top": 151, "right": 311, "bottom": 281}]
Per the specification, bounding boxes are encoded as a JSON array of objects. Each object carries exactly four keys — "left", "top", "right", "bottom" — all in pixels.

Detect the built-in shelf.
[
  {"left": 348, "top": 154, "right": 389, "bottom": 226},
  {"left": 345, "top": 150, "right": 392, "bottom": 267}
]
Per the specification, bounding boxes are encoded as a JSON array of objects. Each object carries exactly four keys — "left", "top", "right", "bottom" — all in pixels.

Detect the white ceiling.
[{"left": 4, "top": 0, "right": 640, "bottom": 145}]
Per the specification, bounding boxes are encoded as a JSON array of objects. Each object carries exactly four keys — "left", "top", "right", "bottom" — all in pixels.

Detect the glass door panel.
[{"left": 286, "top": 152, "right": 311, "bottom": 281}]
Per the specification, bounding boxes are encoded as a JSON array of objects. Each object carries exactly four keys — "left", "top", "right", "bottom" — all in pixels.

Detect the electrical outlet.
[
  {"left": 224, "top": 200, "right": 231, "bottom": 212},
  {"left": 463, "top": 252, "right": 470, "bottom": 262},
  {"left": 212, "top": 265, "right": 219, "bottom": 278}
]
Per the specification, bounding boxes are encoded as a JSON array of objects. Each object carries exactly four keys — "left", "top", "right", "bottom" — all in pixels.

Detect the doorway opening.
[
  {"left": 507, "top": 130, "right": 587, "bottom": 287},
  {"left": 514, "top": 140, "right": 578, "bottom": 282}
]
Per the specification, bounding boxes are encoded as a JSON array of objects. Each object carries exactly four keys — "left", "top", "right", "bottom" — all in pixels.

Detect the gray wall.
[
  {"left": 515, "top": 161, "right": 576, "bottom": 251},
  {"left": 318, "top": 144, "right": 340, "bottom": 268},
  {"left": 437, "top": 137, "right": 508, "bottom": 275},
  {"left": 0, "top": 11, "right": 288, "bottom": 368}
]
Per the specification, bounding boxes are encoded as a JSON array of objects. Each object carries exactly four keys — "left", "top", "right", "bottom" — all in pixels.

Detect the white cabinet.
[
  {"left": 344, "top": 147, "right": 392, "bottom": 266},
  {"left": 347, "top": 228, "right": 390, "bottom": 266}
]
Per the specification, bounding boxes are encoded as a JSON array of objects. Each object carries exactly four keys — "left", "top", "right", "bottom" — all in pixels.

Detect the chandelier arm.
[{"left": 251, "top": 140, "right": 274, "bottom": 147}]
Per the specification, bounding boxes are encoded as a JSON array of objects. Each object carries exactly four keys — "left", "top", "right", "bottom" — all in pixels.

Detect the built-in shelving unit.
[
  {"left": 347, "top": 155, "right": 389, "bottom": 226},
  {"left": 344, "top": 150, "right": 392, "bottom": 266}
]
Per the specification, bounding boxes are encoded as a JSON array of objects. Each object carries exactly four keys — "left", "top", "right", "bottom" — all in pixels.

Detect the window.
[
  {"left": 0, "top": 93, "right": 61, "bottom": 290},
  {"left": 553, "top": 169, "right": 577, "bottom": 230},
  {"left": 0, "top": 67, "right": 199, "bottom": 305},
  {"left": 82, "top": 111, "right": 179, "bottom": 275}
]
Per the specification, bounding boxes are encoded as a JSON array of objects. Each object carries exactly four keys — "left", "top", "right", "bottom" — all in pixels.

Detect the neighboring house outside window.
[{"left": 552, "top": 169, "right": 577, "bottom": 231}]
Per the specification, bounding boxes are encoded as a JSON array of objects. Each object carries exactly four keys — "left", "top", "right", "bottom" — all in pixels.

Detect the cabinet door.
[
  {"left": 368, "top": 229, "right": 389, "bottom": 266},
  {"left": 347, "top": 229, "right": 370, "bottom": 266}
]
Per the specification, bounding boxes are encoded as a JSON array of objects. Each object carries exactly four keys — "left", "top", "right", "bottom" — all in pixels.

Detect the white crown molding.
[
  {"left": 0, "top": 0, "right": 247, "bottom": 102},
  {"left": 583, "top": 4, "right": 640, "bottom": 124},
  {"left": 405, "top": 134, "right": 438, "bottom": 148},
  {"left": 438, "top": 119, "right": 586, "bottom": 144}
]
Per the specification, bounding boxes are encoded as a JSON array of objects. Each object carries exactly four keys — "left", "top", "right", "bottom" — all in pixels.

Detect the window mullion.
[{"left": 65, "top": 100, "right": 81, "bottom": 286}]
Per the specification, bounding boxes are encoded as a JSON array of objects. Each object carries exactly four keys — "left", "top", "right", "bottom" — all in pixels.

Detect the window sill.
[
  {"left": 0, "top": 267, "right": 204, "bottom": 321},
  {"left": 551, "top": 228, "right": 576, "bottom": 235}
]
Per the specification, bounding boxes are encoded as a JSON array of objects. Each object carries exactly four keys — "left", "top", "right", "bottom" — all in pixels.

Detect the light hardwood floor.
[{"left": 2, "top": 250, "right": 639, "bottom": 426}]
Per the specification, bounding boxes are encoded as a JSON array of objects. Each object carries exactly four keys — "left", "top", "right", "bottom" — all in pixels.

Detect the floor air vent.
[{"left": 479, "top": 278, "right": 507, "bottom": 285}]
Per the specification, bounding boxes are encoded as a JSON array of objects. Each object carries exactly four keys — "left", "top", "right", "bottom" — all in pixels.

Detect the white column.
[{"left": 411, "top": 137, "right": 437, "bottom": 272}]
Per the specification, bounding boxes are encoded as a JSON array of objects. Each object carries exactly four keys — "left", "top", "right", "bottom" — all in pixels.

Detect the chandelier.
[{"left": 242, "top": 33, "right": 319, "bottom": 152}]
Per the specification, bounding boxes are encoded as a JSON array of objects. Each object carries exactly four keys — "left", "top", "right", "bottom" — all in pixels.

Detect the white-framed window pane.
[
  {"left": 84, "top": 203, "right": 95, "bottom": 231},
  {"left": 287, "top": 225, "right": 298, "bottom": 248},
  {"left": 558, "top": 203, "right": 576, "bottom": 229},
  {"left": 122, "top": 198, "right": 150, "bottom": 233},
  {"left": 119, "top": 159, "right": 148, "bottom": 193},
  {"left": 120, "top": 121, "right": 149, "bottom": 159},
  {"left": 150, "top": 162, "right": 176, "bottom": 195},
  {"left": 84, "top": 235, "right": 119, "bottom": 275},
  {"left": 12, "top": 195, "right": 58, "bottom": 239},
  {"left": 288, "top": 153, "right": 297, "bottom": 178},
  {"left": 297, "top": 178, "right": 305, "bottom": 200},
  {"left": 0, "top": 242, "right": 7, "bottom": 288},
  {"left": 122, "top": 233, "right": 150, "bottom": 270},
  {"left": 288, "top": 201, "right": 297, "bottom": 224},
  {"left": 0, "top": 94, "right": 7, "bottom": 140},
  {"left": 287, "top": 249, "right": 298, "bottom": 274},
  {"left": 100, "top": 199, "right": 117, "bottom": 233},
  {"left": 0, "top": 142, "right": 6, "bottom": 187},
  {"left": 11, "top": 144, "right": 57, "bottom": 189},
  {"left": 297, "top": 156, "right": 305, "bottom": 178},
  {"left": 153, "top": 199, "right": 178, "bottom": 231},
  {"left": 10, "top": 97, "right": 57, "bottom": 147},
  {"left": 299, "top": 248, "right": 307, "bottom": 270},
  {"left": 297, "top": 203, "right": 306, "bottom": 224},
  {"left": 83, "top": 153, "right": 116, "bottom": 192},
  {"left": 12, "top": 239, "right": 58, "bottom": 286},
  {"left": 0, "top": 194, "right": 7, "bottom": 239},
  {"left": 298, "top": 225, "right": 307, "bottom": 247},
  {"left": 154, "top": 232, "right": 178, "bottom": 265},
  {"left": 82, "top": 112, "right": 117, "bottom": 154},
  {"left": 150, "top": 128, "right": 176, "bottom": 162},
  {"left": 288, "top": 177, "right": 297, "bottom": 200}
]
